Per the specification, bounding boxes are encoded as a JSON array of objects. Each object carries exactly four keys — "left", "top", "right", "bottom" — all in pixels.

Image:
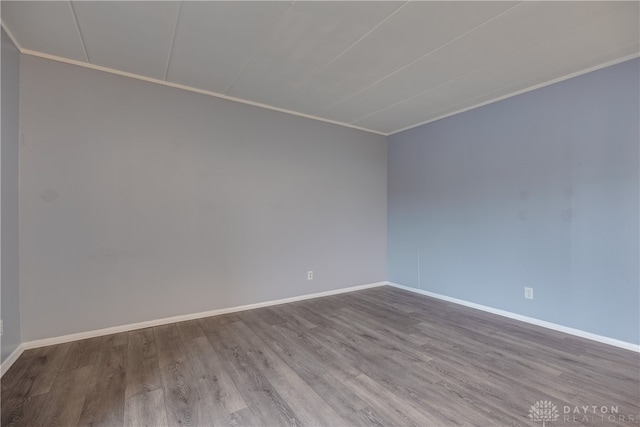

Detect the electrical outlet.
[
  {"left": 525, "top": 287, "right": 534, "bottom": 300},
  {"left": 307, "top": 271, "right": 313, "bottom": 280}
]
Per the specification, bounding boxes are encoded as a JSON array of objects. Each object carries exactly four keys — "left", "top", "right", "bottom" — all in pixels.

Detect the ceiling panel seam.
[
  {"left": 349, "top": 2, "right": 639, "bottom": 126},
  {"left": 69, "top": 1, "right": 89, "bottom": 62},
  {"left": 224, "top": 1, "right": 295, "bottom": 95},
  {"left": 164, "top": 3, "right": 182, "bottom": 81},
  {"left": 296, "top": 0, "right": 408, "bottom": 90},
  {"left": 321, "top": 1, "right": 523, "bottom": 115}
]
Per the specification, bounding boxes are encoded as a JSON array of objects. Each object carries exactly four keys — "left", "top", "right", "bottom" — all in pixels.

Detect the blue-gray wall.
[
  {"left": 1, "top": 28, "right": 22, "bottom": 362},
  {"left": 19, "top": 55, "right": 387, "bottom": 341},
  {"left": 388, "top": 58, "right": 639, "bottom": 345}
]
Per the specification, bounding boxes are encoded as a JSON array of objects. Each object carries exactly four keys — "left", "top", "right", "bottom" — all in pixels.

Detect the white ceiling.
[{"left": 2, "top": 1, "right": 638, "bottom": 135}]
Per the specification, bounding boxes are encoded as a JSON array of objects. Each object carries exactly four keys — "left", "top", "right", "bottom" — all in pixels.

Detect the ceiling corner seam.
[{"left": 0, "top": 20, "right": 23, "bottom": 51}]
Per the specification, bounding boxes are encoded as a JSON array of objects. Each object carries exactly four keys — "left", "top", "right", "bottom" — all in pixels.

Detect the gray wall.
[
  {"left": 388, "top": 58, "right": 639, "bottom": 344},
  {"left": 19, "top": 55, "right": 387, "bottom": 341},
  {"left": 1, "top": 29, "right": 21, "bottom": 361}
]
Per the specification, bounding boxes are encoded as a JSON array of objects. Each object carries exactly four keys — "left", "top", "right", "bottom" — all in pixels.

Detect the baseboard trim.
[
  {"left": 387, "top": 282, "right": 640, "bottom": 353},
  {"left": 1, "top": 344, "right": 25, "bottom": 377},
  {"left": 12, "top": 280, "right": 634, "bottom": 376},
  {"left": 20, "top": 281, "right": 387, "bottom": 352}
]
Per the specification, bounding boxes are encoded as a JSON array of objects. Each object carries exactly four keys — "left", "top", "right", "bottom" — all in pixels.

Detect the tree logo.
[{"left": 529, "top": 400, "right": 559, "bottom": 426}]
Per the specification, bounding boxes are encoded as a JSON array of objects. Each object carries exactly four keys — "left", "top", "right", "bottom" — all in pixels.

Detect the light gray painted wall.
[
  {"left": 388, "top": 58, "right": 639, "bottom": 344},
  {"left": 19, "top": 55, "right": 387, "bottom": 341},
  {"left": 1, "top": 29, "right": 21, "bottom": 362}
]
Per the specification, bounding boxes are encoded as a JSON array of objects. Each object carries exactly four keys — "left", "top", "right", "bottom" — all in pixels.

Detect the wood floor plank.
[
  {"left": 240, "top": 311, "right": 370, "bottom": 424},
  {"left": 124, "top": 388, "right": 168, "bottom": 427},
  {"left": 211, "top": 406, "right": 264, "bottom": 427},
  {"left": 273, "top": 319, "right": 362, "bottom": 383},
  {"left": 175, "top": 319, "right": 206, "bottom": 342},
  {"left": 275, "top": 304, "right": 319, "bottom": 329},
  {"left": 414, "top": 318, "right": 633, "bottom": 409},
  {"left": 2, "top": 286, "right": 638, "bottom": 427},
  {"left": 77, "top": 334, "right": 128, "bottom": 426},
  {"left": 355, "top": 405, "right": 399, "bottom": 427},
  {"left": 227, "top": 320, "right": 346, "bottom": 426},
  {"left": 2, "top": 393, "right": 49, "bottom": 427},
  {"left": 125, "top": 328, "right": 162, "bottom": 399},
  {"left": 32, "top": 365, "right": 93, "bottom": 427},
  {"left": 199, "top": 317, "right": 302, "bottom": 426},
  {"left": 59, "top": 336, "right": 103, "bottom": 372},
  {"left": 303, "top": 315, "right": 499, "bottom": 425},
  {"left": 333, "top": 309, "right": 434, "bottom": 364},
  {"left": 9, "top": 343, "right": 72, "bottom": 399},
  {"left": 302, "top": 303, "right": 431, "bottom": 375},
  {"left": 181, "top": 335, "right": 247, "bottom": 419},
  {"left": 154, "top": 323, "right": 211, "bottom": 426},
  {"left": 1, "top": 349, "right": 42, "bottom": 396},
  {"left": 343, "top": 373, "right": 441, "bottom": 426}
]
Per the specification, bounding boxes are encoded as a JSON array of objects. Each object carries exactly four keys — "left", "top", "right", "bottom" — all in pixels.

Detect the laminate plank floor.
[{"left": 2, "top": 286, "right": 639, "bottom": 426}]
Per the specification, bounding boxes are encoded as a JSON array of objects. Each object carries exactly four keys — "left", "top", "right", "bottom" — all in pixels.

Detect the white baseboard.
[
  {"left": 8, "top": 279, "right": 633, "bottom": 378},
  {"left": 19, "top": 281, "right": 387, "bottom": 353},
  {"left": 1, "top": 344, "right": 25, "bottom": 377},
  {"left": 387, "top": 282, "right": 640, "bottom": 353}
]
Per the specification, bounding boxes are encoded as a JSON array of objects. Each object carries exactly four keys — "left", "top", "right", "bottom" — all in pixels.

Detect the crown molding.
[
  {"left": 1, "top": 18, "right": 386, "bottom": 137},
  {"left": 388, "top": 52, "right": 640, "bottom": 135},
  {"left": 22, "top": 49, "right": 388, "bottom": 136}
]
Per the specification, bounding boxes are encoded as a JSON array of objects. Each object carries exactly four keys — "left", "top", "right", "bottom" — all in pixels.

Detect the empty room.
[{"left": 1, "top": 1, "right": 639, "bottom": 426}]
